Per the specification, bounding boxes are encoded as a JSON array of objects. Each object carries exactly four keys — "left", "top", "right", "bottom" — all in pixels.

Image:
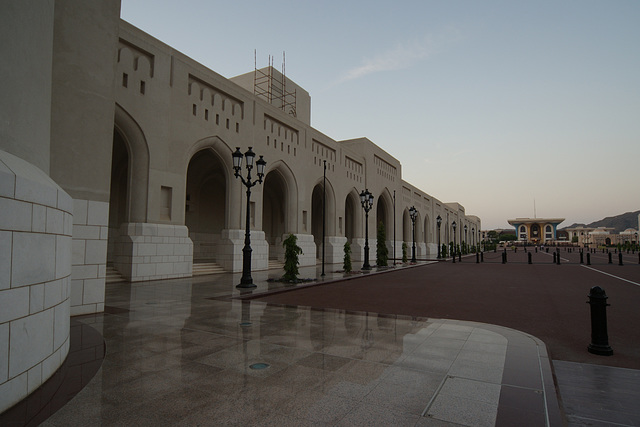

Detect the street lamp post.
[
  {"left": 409, "top": 206, "right": 417, "bottom": 263},
  {"left": 472, "top": 227, "right": 475, "bottom": 252},
  {"left": 452, "top": 221, "right": 457, "bottom": 263},
  {"left": 464, "top": 224, "right": 468, "bottom": 253},
  {"left": 360, "top": 189, "right": 374, "bottom": 270},
  {"left": 232, "top": 147, "right": 266, "bottom": 288},
  {"left": 436, "top": 215, "right": 442, "bottom": 259}
]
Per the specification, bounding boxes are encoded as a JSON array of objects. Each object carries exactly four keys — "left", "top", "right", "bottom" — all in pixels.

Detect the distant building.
[
  {"left": 507, "top": 218, "right": 565, "bottom": 244},
  {"left": 565, "top": 226, "right": 639, "bottom": 248}
]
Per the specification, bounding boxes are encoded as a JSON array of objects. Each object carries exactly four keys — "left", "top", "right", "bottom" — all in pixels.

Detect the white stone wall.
[
  {"left": 113, "top": 223, "right": 193, "bottom": 282},
  {"left": 0, "top": 150, "right": 72, "bottom": 413},
  {"left": 217, "top": 229, "right": 268, "bottom": 272},
  {"left": 71, "top": 199, "right": 108, "bottom": 316}
]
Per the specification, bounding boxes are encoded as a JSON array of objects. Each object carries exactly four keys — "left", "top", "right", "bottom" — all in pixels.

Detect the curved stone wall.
[{"left": 0, "top": 150, "right": 72, "bottom": 413}]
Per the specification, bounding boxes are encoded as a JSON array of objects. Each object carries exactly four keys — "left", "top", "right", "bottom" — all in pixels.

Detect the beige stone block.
[
  {"left": 11, "top": 232, "right": 56, "bottom": 287},
  {"left": 29, "top": 283, "right": 45, "bottom": 314},
  {"left": 44, "top": 279, "right": 63, "bottom": 309},
  {"left": 56, "top": 235, "right": 72, "bottom": 279},
  {"left": 56, "top": 189, "right": 73, "bottom": 214},
  {"left": 31, "top": 204, "right": 46, "bottom": 233},
  {"left": 0, "top": 323, "right": 8, "bottom": 382},
  {"left": 46, "top": 207, "right": 64, "bottom": 234},
  {"left": 84, "top": 239, "right": 107, "bottom": 265},
  {"left": 0, "top": 371, "right": 27, "bottom": 414},
  {"left": 72, "top": 264, "right": 98, "bottom": 280},
  {"left": 72, "top": 239, "right": 86, "bottom": 265},
  {"left": 98, "top": 263, "right": 106, "bottom": 279},
  {"left": 135, "top": 263, "right": 156, "bottom": 277},
  {"left": 63, "top": 212, "right": 73, "bottom": 235},
  {"left": 72, "top": 199, "right": 88, "bottom": 225},
  {"left": 70, "top": 280, "right": 83, "bottom": 307},
  {"left": 87, "top": 200, "right": 109, "bottom": 226},
  {"left": 136, "top": 243, "right": 156, "bottom": 256},
  {"left": 53, "top": 301, "right": 70, "bottom": 349},
  {"left": 0, "top": 197, "right": 32, "bottom": 232},
  {"left": 0, "top": 231, "right": 10, "bottom": 290},
  {"left": 40, "top": 345, "right": 61, "bottom": 385},
  {"left": 100, "top": 226, "right": 109, "bottom": 240},
  {"left": 27, "top": 364, "right": 42, "bottom": 394},
  {"left": 9, "top": 308, "right": 54, "bottom": 377},
  {"left": 72, "top": 225, "right": 101, "bottom": 240},
  {"left": 0, "top": 160, "right": 16, "bottom": 198},
  {"left": 82, "top": 278, "right": 105, "bottom": 304},
  {"left": 15, "top": 175, "right": 57, "bottom": 207}
]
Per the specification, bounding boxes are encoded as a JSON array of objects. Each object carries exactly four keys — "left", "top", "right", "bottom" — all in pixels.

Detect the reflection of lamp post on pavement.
[
  {"left": 232, "top": 147, "right": 266, "bottom": 289},
  {"left": 360, "top": 189, "right": 374, "bottom": 270},
  {"left": 409, "top": 206, "right": 417, "bottom": 263}
]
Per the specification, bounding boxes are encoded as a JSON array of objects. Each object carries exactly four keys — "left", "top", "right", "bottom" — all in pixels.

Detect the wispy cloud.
[{"left": 334, "top": 29, "right": 460, "bottom": 86}]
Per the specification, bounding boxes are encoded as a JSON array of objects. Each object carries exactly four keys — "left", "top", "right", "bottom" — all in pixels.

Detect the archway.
[
  {"left": 185, "top": 149, "right": 227, "bottom": 261},
  {"left": 107, "top": 129, "right": 129, "bottom": 265},
  {"left": 263, "top": 169, "right": 288, "bottom": 258},
  {"left": 345, "top": 190, "right": 360, "bottom": 241}
]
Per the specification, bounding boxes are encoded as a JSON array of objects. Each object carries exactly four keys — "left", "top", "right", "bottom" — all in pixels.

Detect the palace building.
[
  {"left": 0, "top": 1, "right": 480, "bottom": 411},
  {"left": 507, "top": 218, "right": 565, "bottom": 244}
]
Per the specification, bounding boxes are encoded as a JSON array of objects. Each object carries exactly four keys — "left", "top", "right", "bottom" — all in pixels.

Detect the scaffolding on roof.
[{"left": 254, "top": 51, "right": 297, "bottom": 118}]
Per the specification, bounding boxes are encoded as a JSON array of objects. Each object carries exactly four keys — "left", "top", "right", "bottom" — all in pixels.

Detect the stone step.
[
  {"left": 192, "top": 262, "right": 225, "bottom": 276},
  {"left": 106, "top": 266, "right": 126, "bottom": 284},
  {"left": 268, "top": 260, "right": 284, "bottom": 270}
]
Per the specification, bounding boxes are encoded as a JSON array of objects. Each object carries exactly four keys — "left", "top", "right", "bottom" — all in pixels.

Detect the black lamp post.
[
  {"left": 360, "top": 189, "right": 374, "bottom": 270},
  {"left": 436, "top": 215, "right": 442, "bottom": 259},
  {"left": 409, "top": 206, "right": 417, "bottom": 263},
  {"left": 464, "top": 224, "right": 468, "bottom": 252},
  {"left": 452, "top": 221, "right": 457, "bottom": 263},
  {"left": 232, "top": 147, "right": 266, "bottom": 288},
  {"left": 471, "top": 227, "right": 475, "bottom": 251}
]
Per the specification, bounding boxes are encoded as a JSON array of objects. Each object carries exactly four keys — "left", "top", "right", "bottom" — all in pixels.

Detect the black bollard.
[
  {"left": 553, "top": 252, "right": 557, "bottom": 263},
  {"left": 535, "top": 247, "right": 538, "bottom": 253},
  {"left": 458, "top": 252, "right": 462, "bottom": 262},
  {"left": 587, "top": 286, "right": 613, "bottom": 356},
  {"left": 546, "top": 248, "right": 549, "bottom": 253},
  {"left": 476, "top": 252, "right": 479, "bottom": 263},
  {"left": 602, "top": 248, "right": 605, "bottom": 254},
  {"left": 619, "top": 252, "right": 623, "bottom": 266},
  {"left": 557, "top": 252, "right": 561, "bottom": 265},
  {"left": 452, "top": 251, "right": 456, "bottom": 263},
  {"left": 502, "top": 252, "right": 506, "bottom": 264},
  {"left": 481, "top": 252, "right": 484, "bottom": 262},
  {"left": 580, "top": 252, "right": 584, "bottom": 264},
  {"left": 587, "top": 253, "right": 591, "bottom": 265},
  {"left": 608, "top": 252, "right": 612, "bottom": 264},
  {"left": 528, "top": 252, "right": 532, "bottom": 264}
]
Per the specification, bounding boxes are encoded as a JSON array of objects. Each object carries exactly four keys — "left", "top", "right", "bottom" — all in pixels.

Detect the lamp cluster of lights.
[{"left": 232, "top": 147, "right": 266, "bottom": 184}]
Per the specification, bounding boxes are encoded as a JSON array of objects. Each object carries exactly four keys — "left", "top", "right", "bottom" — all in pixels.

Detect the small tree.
[
  {"left": 282, "top": 234, "right": 303, "bottom": 281},
  {"left": 402, "top": 242, "right": 408, "bottom": 263},
  {"left": 376, "top": 221, "right": 388, "bottom": 267},
  {"left": 343, "top": 241, "right": 352, "bottom": 273}
]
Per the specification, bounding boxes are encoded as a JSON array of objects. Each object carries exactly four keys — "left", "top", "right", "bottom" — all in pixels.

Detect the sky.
[{"left": 120, "top": 0, "right": 639, "bottom": 230}]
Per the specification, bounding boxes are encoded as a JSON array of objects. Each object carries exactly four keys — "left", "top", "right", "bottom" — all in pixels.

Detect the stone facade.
[{"left": 0, "top": 0, "right": 481, "bottom": 411}]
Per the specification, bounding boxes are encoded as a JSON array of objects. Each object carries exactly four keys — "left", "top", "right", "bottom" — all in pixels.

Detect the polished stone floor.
[{"left": 5, "top": 264, "right": 562, "bottom": 426}]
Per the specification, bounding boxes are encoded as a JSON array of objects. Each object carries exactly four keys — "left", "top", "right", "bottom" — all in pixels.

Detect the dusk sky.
[{"left": 121, "top": 0, "right": 639, "bottom": 230}]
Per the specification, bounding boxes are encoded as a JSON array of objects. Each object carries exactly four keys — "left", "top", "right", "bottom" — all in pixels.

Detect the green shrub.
[
  {"left": 343, "top": 241, "right": 352, "bottom": 273},
  {"left": 282, "top": 234, "right": 303, "bottom": 281},
  {"left": 376, "top": 222, "right": 388, "bottom": 266}
]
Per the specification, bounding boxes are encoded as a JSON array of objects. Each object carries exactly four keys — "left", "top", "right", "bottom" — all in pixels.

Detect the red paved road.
[{"left": 259, "top": 249, "right": 640, "bottom": 369}]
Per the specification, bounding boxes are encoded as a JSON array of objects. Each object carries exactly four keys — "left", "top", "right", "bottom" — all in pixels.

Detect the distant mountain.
[{"left": 562, "top": 210, "right": 640, "bottom": 233}]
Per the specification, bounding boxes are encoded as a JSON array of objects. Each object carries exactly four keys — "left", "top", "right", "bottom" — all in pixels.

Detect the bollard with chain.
[{"left": 587, "top": 286, "right": 613, "bottom": 356}]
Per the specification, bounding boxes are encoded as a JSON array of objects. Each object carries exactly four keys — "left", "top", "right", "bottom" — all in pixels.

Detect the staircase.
[
  {"left": 192, "top": 262, "right": 226, "bottom": 276},
  {"left": 268, "top": 259, "right": 284, "bottom": 270},
  {"left": 106, "top": 265, "right": 126, "bottom": 284}
]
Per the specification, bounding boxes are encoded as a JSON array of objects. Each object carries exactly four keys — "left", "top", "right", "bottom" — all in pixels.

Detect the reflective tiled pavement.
[{"left": 5, "top": 262, "right": 637, "bottom": 426}]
